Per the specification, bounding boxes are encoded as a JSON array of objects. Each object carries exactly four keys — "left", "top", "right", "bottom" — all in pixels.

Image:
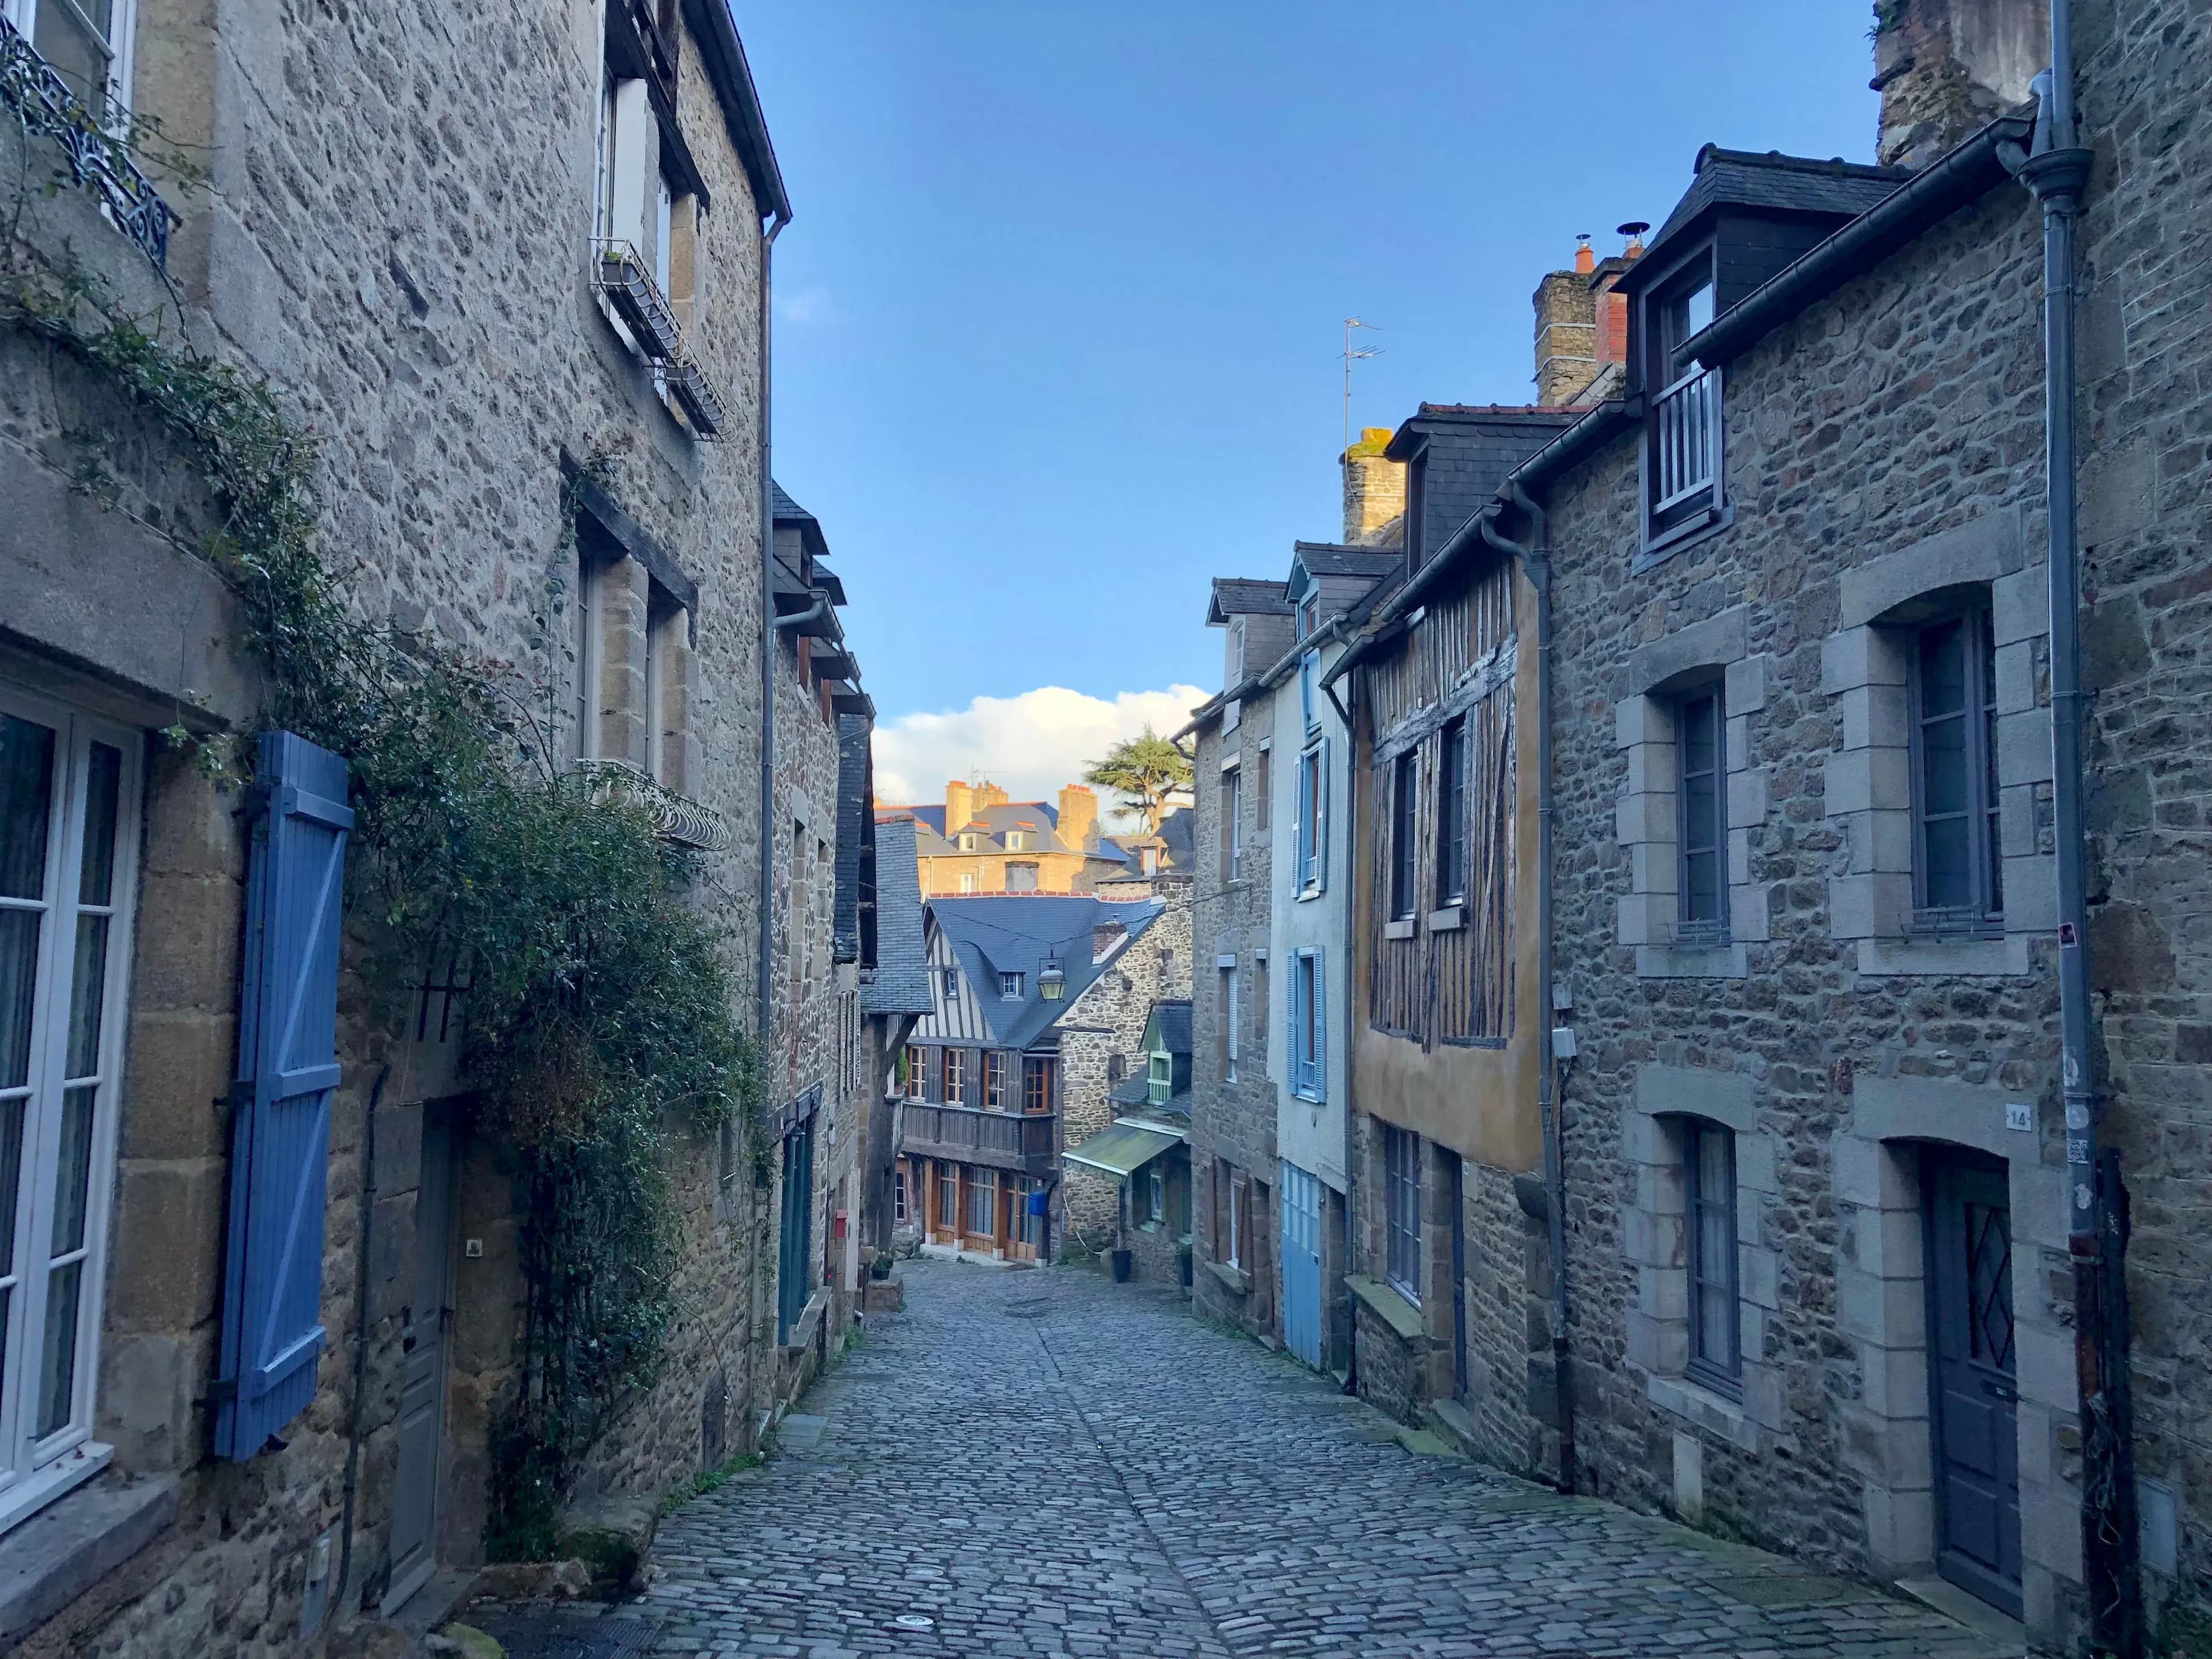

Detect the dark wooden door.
[
  {"left": 384, "top": 1105, "right": 456, "bottom": 1613},
  {"left": 1924, "top": 1150, "right": 2022, "bottom": 1618}
]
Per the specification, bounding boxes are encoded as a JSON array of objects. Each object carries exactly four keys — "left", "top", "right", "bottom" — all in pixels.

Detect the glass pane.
[
  {"left": 78, "top": 743, "right": 122, "bottom": 907},
  {"left": 1696, "top": 1263, "right": 1733, "bottom": 1361},
  {"left": 1681, "top": 695, "right": 1715, "bottom": 779},
  {"left": 0, "top": 715, "right": 56, "bottom": 902},
  {"left": 1925, "top": 818, "right": 1971, "bottom": 910},
  {"left": 66, "top": 914, "right": 109, "bottom": 1080},
  {"left": 36, "top": 1258, "right": 83, "bottom": 1438},
  {"left": 1684, "top": 849, "right": 1719, "bottom": 923},
  {"left": 0, "top": 1097, "right": 21, "bottom": 1279},
  {"left": 1918, "top": 620, "right": 1965, "bottom": 717},
  {"left": 1698, "top": 1128, "right": 1733, "bottom": 1215},
  {"left": 50, "top": 1086, "right": 96, "bottom": 1256},
  {"left": 1921, "top": 713, "right": 1968, "bottom": 815},
  {"left": 33, "top": 4, "right": 113, "bottom": 111},
  {"left": 0, "top": 911, "right": 39, "bottom": 1090}
]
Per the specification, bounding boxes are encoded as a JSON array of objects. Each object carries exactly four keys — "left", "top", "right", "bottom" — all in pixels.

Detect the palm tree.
[{"left": 1084, "top": 728, "right": 1193, "bottom": 836}]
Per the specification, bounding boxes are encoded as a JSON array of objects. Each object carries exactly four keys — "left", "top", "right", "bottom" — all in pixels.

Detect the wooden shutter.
[
  {"left": 215, "top": 732, "right": 353, "bottom": 1459},
  {"left": 1310, "top": 950, "right": 1327, "bottom": 1101}
]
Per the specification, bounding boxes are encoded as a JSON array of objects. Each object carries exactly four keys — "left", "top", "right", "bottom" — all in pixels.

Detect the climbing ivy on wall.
[{"left": 3, "top": 238, "right": 761, "bottom": 1559}]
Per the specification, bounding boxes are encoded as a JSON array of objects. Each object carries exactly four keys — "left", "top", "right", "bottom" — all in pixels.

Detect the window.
[
  {"left": 893, "top": 1166, "right": 908, "bottom": 1224},
  {"left": 1229, "top": 619, "right": 1246, "bottom": 682},
  {"left": 966, "top": 1169, "right": 995, "bottom": 1238},
  {"left": 1255, "top": 745, "right": 1272, "bottom": 833},
  {"left": 0, "top": 698, "right": 138, "bottom": 1528},
  {"left": 644, "top": 586, "right": 684, "bottom": 787},
  {"left": 1683, "top": 1120, "right": 1741, "bottom": 1395},
  {"left": 1676, "top": 684, "right": 1726, "bottom": 938},
  {"left": 1910, "top": 604, "right": 2002, "bottom": 932},
  {"left": 1299, "top": 593, "right": 1320, "bottom": 642},
  {"left": 935, "top": 1163, "right": 958, "bottom": 1230},
  {"left": 941, "top": 967, "right": 959, "bottom": 999},
  {"left": 1105, "top": 1053, "right": 1124, "bottom": 1086},
  {"left": 998, "top": 972, "right": 1024, "bottom": 999},
  {"left": 1295, "top": 744, "right": 1326, "bottom": 893},
  {"left": 1148, "top": 1051, "right": 1172, "bottom": 1107},
  {"left": 17, "top": 0, "right": 136, "bottom": 114},
  {"left": 1218, "top": 1165, "right": 1249, "bottom": 1270},
  {"left": 1022, "top": 1055, "right": 1055, "bottom": 1114},
  {"left": 984, "top": 1051, "right": 1006, "bottom": 1109},
  {"left": 1221, "top": 964, "right": 1239, "bottom": 1083},
  {"left": 1435, "top": 718, "right": 1468, "bottom": 910},
  {"left": 1017, "top": 1177, "right": 1043, "bottom": 1247},
  {"left": 959, "top": 832, "right": 978, "bottom": 851},
  {"left": 958, "top": 871, "right": 978, "bottom": 893},
  {"left": 574, "top": 555, "right": 607, "bottom": 760},
  {"left": 1300, "top": 651, "right": 1320, "bottom": 735},
  {"left": 1648, "top": 264, "right": 1719, "bottom": 531},
  {"left": 1147, "top": 1165, "right": 1165, "bottom": 1226},
  {"left": 1388, "top": 750, "right": 1418, "bottom": 921},
  {"left": 1005, "top": 861, "right": 1039, "bottom": 892},
  {"left": 902, "top": 1046, "right": 925, "bottom": 1100},
  {"left": 1290, "top": 949, "right": 1325, "bottom": 1101},
  {"left": 1253, "top": 953, "right": 1268, "bottom": 1058},
  {"left": 1219, "top": 768, "right": 1241, "bottom": 882},
  {"left": 942, "top": 1047, "right": 967, "bottom": 1106},
  {"left": 1384, "top": 1126, "right": 1421, "bottom": 1302},
  {"left": 1004, "top": 831, "right": 1025, "bottom": 851}
]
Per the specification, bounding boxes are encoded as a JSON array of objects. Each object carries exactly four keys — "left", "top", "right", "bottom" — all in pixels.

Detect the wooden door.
[
  {"left": 1925, "top": 1149, "right": 2022, "bottom": 1618},
  {"left": 383, "top": 1105, "right": 456, "bottom": 1613}
]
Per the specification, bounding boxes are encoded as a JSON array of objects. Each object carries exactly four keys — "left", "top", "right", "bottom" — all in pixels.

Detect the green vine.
[{"left": 3, "top": 247, "right": 760, "bottom": 1557}]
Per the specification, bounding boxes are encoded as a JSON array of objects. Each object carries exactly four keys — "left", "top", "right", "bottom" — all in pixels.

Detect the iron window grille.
[
  {"left": 1436, "top": 717, "right": 1468, "bottom": 909},
  {"left": 0, "top": 12, "right": 176, "bottom": 271},
  {"left": 1908, "top": 603, "right": 2003, "bottom": 936},
  {"left": 1674, "top": 684, "right": 1728, "bottom": 944},
  {"left": 1384, "top": 1126, "right": 1421, "bottom": 1303},
  {"left": 1683, "top": 1118, "right": 1741, "bottom": 1397}
]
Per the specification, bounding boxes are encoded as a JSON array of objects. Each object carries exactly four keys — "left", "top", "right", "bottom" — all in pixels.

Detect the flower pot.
[{"left": 1110, "top": 1248, "right": 1134, "bottom": 1283}]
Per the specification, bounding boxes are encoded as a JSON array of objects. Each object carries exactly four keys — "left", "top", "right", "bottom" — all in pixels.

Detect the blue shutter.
[
  {"left": 1315, "top": 738, "right": 1331, "bottom": 894},
  {"left": 1310, "top": 949, "right": 1327, "bottom": 1101},
  {"left": 1287, "top": 953, "right": 1301, "bottom": 1096},
  {"left": 1294, "top": 751, "right": 1313, "bottom": 890},
  {"left": 215, "top": 732, "right": 352, "bottom": 1460}
]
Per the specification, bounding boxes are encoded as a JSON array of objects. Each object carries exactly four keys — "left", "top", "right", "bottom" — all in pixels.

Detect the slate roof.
[
  {"left": 1157, "top": 806, "right": 1195, "bottom": 870},
  {"left": 1150, "top": 999, "right": 1192, "bottom": 1058},
  {"left": 1291, "top": 543, "right": 1404, "bottom": 580},
  {"left": 928, "top": 895, "right": 1167, "bottom": 1051},
  {"left": 1645, "top": 146, "right": 1911, "bottom": 263},
  {"left": 771, "top": 479, "right": 830, "bottom": 571},
  {"left": 1207, "top": 577, "right": 1295, "bottom": 624},
  {"left": 861, "top": 816, "right": 933, "bottom": 1016}
]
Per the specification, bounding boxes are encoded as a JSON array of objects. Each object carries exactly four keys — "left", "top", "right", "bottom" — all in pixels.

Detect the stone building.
[
  {"left": 1065, "top": 998, "right": 1195, "bottom": 1289},
  {"left": 883, "top": 781, "right": 1132, "bottom": 896},
  {"left": 1315, "top": 2, "right": 2212, "bottom": 1650},
  {"left": 891, "top": 892, "right": 1187, "bottom": 1265},
  {"left": 0, "top": 2, "right": 888, "bottom": 1652}
]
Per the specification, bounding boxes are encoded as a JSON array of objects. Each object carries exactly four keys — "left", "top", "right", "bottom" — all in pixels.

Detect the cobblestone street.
[{"left": 639, "top": 1262, "right": 2020, "bottom": 1658}]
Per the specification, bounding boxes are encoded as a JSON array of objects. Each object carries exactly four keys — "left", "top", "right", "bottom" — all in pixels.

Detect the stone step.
[{"left": 1423, "top": 1396, "right": 1482, "bottom": 1456}]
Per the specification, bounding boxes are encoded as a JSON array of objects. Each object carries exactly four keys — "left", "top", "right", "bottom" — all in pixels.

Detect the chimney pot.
[{"left": 1573, "top": 233, "right": 1594, "bottom": 274}]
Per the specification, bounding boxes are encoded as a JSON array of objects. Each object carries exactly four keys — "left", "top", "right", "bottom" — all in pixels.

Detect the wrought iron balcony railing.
[
  {"left": 572, "top": 758, "right": 731, "bottom": 853},
  {"left": 0, "top": 13, "right": 177, "bottom": 271},
  {"left": 1653, "top": 366, "right": 1718, "bottom": 512},
  {"left": 664, "top": 357, "right": 726, "bottom": 438},
  {"left": 592, "top": 238, "right": 728, "bottom": 441}
]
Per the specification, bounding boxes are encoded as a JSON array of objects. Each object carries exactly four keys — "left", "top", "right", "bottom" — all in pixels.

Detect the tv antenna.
[{"left": 1343, "top": 317, "right": 1382, "bottom": 454}]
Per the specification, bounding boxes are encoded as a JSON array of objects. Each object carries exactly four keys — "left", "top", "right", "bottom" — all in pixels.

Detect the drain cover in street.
[
  {"left": 464, "top": 1609, "right": 663, "bottom": 1658},
  {"left": 1705, "top": 1574, "right": 1880, "bottom": 1607},
  {"left": 893, "top": 1612, "right": 935, "bottom": 1630},
  {"left": 1003, "top": 1298, "right": 1052, "bottom": 1318}
]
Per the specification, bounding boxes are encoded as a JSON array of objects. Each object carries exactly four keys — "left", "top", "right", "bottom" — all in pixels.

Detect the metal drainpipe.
[
  {"left": 2016, "top": 7, "right": 2141, "bottom": 1648},
  {"left": 752, "top": 206, "right": 789, "bottom": 1444},
  {"left": 1483, "top": 490, "right": 1574, "bottom": 1496}
]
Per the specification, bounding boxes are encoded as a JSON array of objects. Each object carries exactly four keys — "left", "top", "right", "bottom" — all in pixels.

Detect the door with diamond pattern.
[{"left": 1925, "top": 1149, "right": 2022, "bottom": 1618}]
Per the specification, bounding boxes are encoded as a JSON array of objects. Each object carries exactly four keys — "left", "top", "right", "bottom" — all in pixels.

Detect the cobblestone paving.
[{"left": 643, "top": 1262, "right": 2020, "bottom": 1658}]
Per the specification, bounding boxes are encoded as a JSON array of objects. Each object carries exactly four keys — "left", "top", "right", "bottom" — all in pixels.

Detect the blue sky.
[{"left": 738, "top": 3, "right": 1881, "bottom": 802}]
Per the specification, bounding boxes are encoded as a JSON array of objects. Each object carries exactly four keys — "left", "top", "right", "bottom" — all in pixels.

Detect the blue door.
[{"left": 1280, "top": 1161, "right": 1323, "bottom": 1369}]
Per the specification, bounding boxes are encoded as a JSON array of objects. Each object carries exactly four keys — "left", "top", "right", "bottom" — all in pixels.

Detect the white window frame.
[
  {"left": 9, "top": 0, "right": 138, "bottom": 120},
  {"left": 0, "top": 686, "right": 141, "bottom": 1534},
  {"left": 1147, "top": 1165, "right": 1165, "bottom": 1225},
  {"left": 1222, "top": 964, "right": 1239, "bottom": 1082},
  {"left": 998, "top": 971, "right": 1023, "bottom": 999}
]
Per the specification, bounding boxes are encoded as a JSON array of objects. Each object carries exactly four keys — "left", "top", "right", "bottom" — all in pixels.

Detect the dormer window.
[
  {"left": 1643, "top": 251, "right": 1722, "bottom": 544},
  {"left": 959, "top": 832, "right": 978, "bottom": 852},
  {"left": 999, "top": 971, "right": 1025, "bottom": 999},
  {"left": 1004, "top": 831, "right": 1025, "bottom": 852}
]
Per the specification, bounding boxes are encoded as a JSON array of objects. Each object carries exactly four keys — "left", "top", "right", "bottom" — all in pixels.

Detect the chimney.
[
  {"left": 1092, "top": 918, "right": 1127, "bottom": 964},
  {"left": 1534, "top": 234, "right": 1615, "bottom": 407},
  {"left": 979, "top": 781, "right": 1009, "bottom": 809},
  {"left": 945, "top": 779, "right": 974, "bottom": 835},
  {"left": 1058, "top": 783, "right": 1099, "bottom": 851},
  {"left": 1340, "top": 427, "right": 1406, "bottom": 546},
  {"left": 1873, "top": 0, "right": 2047, "bottom": 170}
]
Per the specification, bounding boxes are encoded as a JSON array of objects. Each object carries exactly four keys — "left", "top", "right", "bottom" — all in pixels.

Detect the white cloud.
[
  {"left": 776, "top": 286, "right": 834, "bottom": 325},
  {"left": 874, "top": 684, "right": 1209, "bottom": 826}
]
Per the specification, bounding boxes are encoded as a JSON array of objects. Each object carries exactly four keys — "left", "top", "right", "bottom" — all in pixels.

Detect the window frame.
[
  {"left": 1435, "top": 717, "right": 1468, "bottom": 910},
  {"left": 1254, "top": 744, "right": 1271, "bottom": 834},
  {"left": 965, "top": 1167, "right": 995, "bottom": 1238},
  {"left": 893, "top": 1166, "right": 907, "bottom": 1224},
  {"left": 12, "top": 0, "right": 139, "bottom": 123},
  {"left": 1682, "top": 1118, "right": 1743, "bottom": 1397},
  {"left": 1388, "top": 749, "right": 1418, "bottom": 922},
  {"left": 1221, "top": 963, "right": 1238, "bottom": 1083},
  {"left": 1220, "top": 766, "right": 1241, "bottom": 883},
  {"left": 935, "top": 1162, "right": 958, "bottom": 1230},
  {"left": 1906, "top": 601, "right": 2003, "bottom": 935},
  {"left": 941, "top": 1047, "right": 967, "bottom": 1107},
  {"left": 902, "top": 1045, "right": 925, "bottom": 1101},
  {"left": 1147, "top": 1165, "right": 1165, "bottom": 1226},
  {"left": 1382, "top": 1126, "right": 1421, "bottom": 1304},
  {"left": 984, "top": 1051, "right": 1006, "bottom": 1109},
  {"left": 997, "top": 972, "right": 1024, "bottom": 1000},
  {"left": 1021, "top": 1055, "right": 1054, "bottom": 1115},
  {"left": 1673, "top": 680, "right": 1728, "bottom": 941},
  {"left": 0, "top": 688, "right": 142, "bottom": 1533},
  {"left": 1640, "top": 246, "right": 1724, "bottom": 542}
]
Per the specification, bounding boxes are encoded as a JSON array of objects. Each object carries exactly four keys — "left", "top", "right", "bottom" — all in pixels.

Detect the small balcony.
[
  {"left": 1653, "top": 366, "right": 1718, "bottom": 513},
  {"left": 594, "top": 240, "right": 685, "bottom": 363},
  {"left": 572, "top": 758, "right": 730, "bottom": 852},
  {"left": 898, "top": 1101, "right": 1056, "bottom": 1177}
]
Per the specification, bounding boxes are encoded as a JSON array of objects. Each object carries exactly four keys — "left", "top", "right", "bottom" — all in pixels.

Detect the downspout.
[
  {"left": 2015, "top": 13, "right": 2141, "bottom": 1649},
  {"left": 752, "top": 204, "right": 789, "bottom": 1443},
  {"left": 336, "top": 1064, "right": 390, "bottom": 1619},
  {"left": 1483, "top": 489, "right": 1574, "bottom": 1496}
]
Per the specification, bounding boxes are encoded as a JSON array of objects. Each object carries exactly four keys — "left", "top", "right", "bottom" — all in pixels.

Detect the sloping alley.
[{"left": 632, "top": 1264, "right": 2020, "bottom": 1658}]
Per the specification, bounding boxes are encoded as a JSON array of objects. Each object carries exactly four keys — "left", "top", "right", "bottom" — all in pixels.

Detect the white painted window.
[
  {"left": 10, "top": 0, "right": 137, "bottom": 119},
  {"left": 0, "top": 689, "right": 140, "bottom": 1532},
  {"left": 957, "top": 871, "right": 977, "bottom": 893},
  {"left": 998, "top": 971, "right": 1023, "bottom": 999},
  {"left": 1003, "top": 831, "right": 1025, "bottom": 852}
]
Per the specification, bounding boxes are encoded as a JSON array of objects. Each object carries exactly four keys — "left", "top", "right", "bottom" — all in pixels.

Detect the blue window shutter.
[
  {"left": 1294, "top": 752, "right": 1312, "bottom": 889},
  {"left": 1316, "top": 739, "right": 1331, "bottom": 894},
  {"left": 215, "top": 732, "right": 353, "bottom": 1460},
  {"left": 1311, "top": 950, "right": 1327, "bottom": 1101}
]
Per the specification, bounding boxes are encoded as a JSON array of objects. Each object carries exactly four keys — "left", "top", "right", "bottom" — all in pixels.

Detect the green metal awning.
[{"left": 1063, "top": 1121, "right": 1183, "bottom": 1180}]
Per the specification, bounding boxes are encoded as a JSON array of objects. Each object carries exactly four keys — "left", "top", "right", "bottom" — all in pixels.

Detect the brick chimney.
[
  {"left": 1340, "top": 427, "right": 1406, "bottom": 546},
  {"left": 978, "top": 781, "right": 1009, "bottom": 810},
  {"left": 945, "top": 779, "right": 974, "bottom": 835},
  {"left": 1873, "top": 0, "right": 2047, "bottom": 170},
  {"left": 1057, "top": 783, "right": 1099, "bottom": 851}
]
